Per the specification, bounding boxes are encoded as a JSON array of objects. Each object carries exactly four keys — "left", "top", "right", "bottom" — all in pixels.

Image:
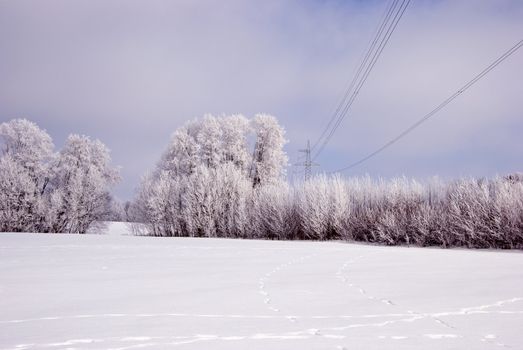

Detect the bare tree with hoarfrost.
[
  {"left": 220, "top": 114, "right": 251, "bottom": 173},
  {"left": 0, "top": 119, "right": 54, "bottom": 176},
  {"left": 157, "top": 114, "right": 252, "bottom": 177},
  {"left": 250, "top": 114, "right": 288, "bottom": 187},
  {"left": 158, "top": 128, "right": 200, "bottom": 177},
  {"left": 250, "top": 181, "right": 297, "bottom": 240},
  {"left": 132, "top": 113, "right": 287, "bottom": 237},
  {"left": 181, "top": 165, "right": 217, "bottom": 237},
  {"left": 327, "top": 174, "right": 350, "bottom": 239},
  {"left": 0, "top": 119, "right": 120, "bottom": 233},
  {"left": 212, "top": 164, "right": 251, "bottom": 238},
  {"left": 196, "top": 115, "right": 223, "bottom": 169},
  {"left": 49, "top": 134, "right": 120, "bottom": 233},
  {"left": 296, "top": 175, "right": 330, "bottom": 240},
  {"left": 0, "top": 119, "right": 54, "bottom": 232},
  {"left": 0, "top": 155, "right": 42, "bottom": 232}
]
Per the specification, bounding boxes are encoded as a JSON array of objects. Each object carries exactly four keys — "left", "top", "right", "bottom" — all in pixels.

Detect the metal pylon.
[{"left": 294, "top": 140, "right": 319, "bottom": 181}]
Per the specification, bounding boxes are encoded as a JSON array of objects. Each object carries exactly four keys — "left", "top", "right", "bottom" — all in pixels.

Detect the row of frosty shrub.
[{"left": 130, "top": 173, "right": 523, "bottom": 249}]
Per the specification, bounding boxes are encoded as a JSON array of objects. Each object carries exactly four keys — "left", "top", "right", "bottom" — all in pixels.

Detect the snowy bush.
[
  {"left": 296, "top": 175, "right": 331, "bottom": 240},
  {"left": 250, "top": 181, "right": 298, "bottom": 240}
]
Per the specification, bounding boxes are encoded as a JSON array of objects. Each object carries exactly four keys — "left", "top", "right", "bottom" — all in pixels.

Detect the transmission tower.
[{"left": 294, "top": 140, "right": 319, "bottom": 181}]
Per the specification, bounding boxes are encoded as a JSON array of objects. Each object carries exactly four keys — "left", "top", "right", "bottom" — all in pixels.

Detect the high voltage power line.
[
  {"left": 330, "top": 38, "right": 523, "bottom": 174},
  {"left": 310, "top": 0, "right": 399, "bottom": 152},
  {"left": 311, "top": 0, "right": 410, "bottom": 161}
]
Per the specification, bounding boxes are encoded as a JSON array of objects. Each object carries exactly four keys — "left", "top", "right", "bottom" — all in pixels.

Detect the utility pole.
[{"left": 294, "top": 140, "right": 319, "bottom": 181}]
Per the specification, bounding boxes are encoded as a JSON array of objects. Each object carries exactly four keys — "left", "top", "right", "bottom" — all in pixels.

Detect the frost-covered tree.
[
  {"left": 181, "top": 165, "right": 218, "bottom": 237},
  {"left": 137, "top": 171, "right": 182, "bottom": 236},
  {"left": 220, "top": 114, "right": 251, "bottom": 173},
  {"left": 0, "top": 119, "right": 119, "bottom": 233},
  {"left": 132, "top": 113, "right": 287, "bottom": 237},
  {"left": 250, "top": 114, "right": 288, "bottom": 187},
  {"left": 196, "top": 115, "right": 223, "bottom": 169},
  {"left": 49, "top": 134, "right": 120, "bottom": 233},
  {"left": 296, "top": 175, "right": 330, "bottom": 240},
  {"left": 159, "top": 128, "right": 200, "bottom": 177},
  {"left": 0, "top": 118, "right": 54, "bottom": 178},
  {"left": 212, "top": 164, "right": 251, "bottom": 238},
  {"left": 128, "top": 174, "right": 159, "bottom": 233},
  {"left": 328, "top": 174, "right": 350, "bottom": 239},
  {"left": 157, "top": 114, "right": 253, "bottom": 178},
  {"left": 0, "top": 156, "right": 42, "bottom": 232},
  {"left": 250, "top": 181, "right": 297, "bottom": 240},
  {"left": 0, "top": 119, "right": 55, "bottom": 231}
]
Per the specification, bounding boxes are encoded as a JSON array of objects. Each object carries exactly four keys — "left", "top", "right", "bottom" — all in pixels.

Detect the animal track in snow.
[
  {"left": 257, "top": 253, "right": 318, "bottom": 315},
  {"left": 6, "top": 331, "right": 344, "bottom": 350},
  {"left": 4, "top": 298, "right": 522, "bottom": 350},
  {"left": 479, "top": 334, "right": 511, "bottom": 348},
  {"left": 423, "top": 334, "right": 461, "bottom": 339},
  {"left": 333, "top": 253, "right": 483, "bottom": 334},
  {"left": 335, "top": 254, "right": 397, "bottom": 307}
]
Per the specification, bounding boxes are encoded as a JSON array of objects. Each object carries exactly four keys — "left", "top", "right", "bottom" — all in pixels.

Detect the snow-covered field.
[{"left": 1, "top": 223, "right": 523, "bottom": 349}]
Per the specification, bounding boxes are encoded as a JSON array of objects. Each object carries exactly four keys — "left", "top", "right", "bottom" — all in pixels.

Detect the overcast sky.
[{"left": 1, "top": 0, "right": 521, "bottom": 200}]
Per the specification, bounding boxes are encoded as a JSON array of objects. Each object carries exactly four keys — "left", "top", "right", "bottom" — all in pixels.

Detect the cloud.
[{"left": 0, "top": 0, "right": 521, "bottom": 199}]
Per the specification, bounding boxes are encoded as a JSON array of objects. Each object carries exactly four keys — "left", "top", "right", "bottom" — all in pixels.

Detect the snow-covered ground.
[{"left": 1, "top": 223, "right": 523, "bottom": 349}]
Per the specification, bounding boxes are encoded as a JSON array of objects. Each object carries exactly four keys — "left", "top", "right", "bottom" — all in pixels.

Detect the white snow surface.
[{"left": 1, "top": 222, "right": 523, "bottom": 349}]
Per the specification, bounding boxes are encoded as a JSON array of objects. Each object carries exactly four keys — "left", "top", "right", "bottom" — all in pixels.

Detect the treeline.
[
  {"left": 130, "top": 173, "right": 523, "bottom": 249},
  {"left": 129, "top": 114, "right": 523, "bottom": 249},
  {"left": 0, "top": 119, "right": 119, "bottom": 233},
  {"left": 2, "top": 116, "right": 522, "bottom": 249}
]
